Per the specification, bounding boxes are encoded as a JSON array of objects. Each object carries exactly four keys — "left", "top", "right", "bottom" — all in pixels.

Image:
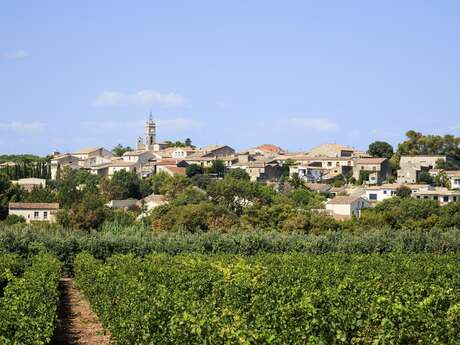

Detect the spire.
[{"left": 149, "top": 109, "right": 153, "bottom": 123}]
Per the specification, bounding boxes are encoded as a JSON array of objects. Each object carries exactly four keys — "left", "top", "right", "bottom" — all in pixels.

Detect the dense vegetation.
[
  {"left": 0, "top": 155, "right": 51, "bottom": 180},
  {"left": 1, "top": 225, "right": 460, "bottom": 274},
  {"left": 75, "top": 252, "right": 460, "bottom": 345},
  {"left": 0, "top": 253, "right": 61, "bottom": 344}
]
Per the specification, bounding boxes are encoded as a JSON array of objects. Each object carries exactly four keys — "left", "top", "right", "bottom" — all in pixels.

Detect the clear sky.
[{"left": 1, "top": 0, "right": 460, "bottom": 155}]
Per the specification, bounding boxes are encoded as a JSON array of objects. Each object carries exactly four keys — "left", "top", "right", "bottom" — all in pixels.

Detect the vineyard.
[
  {"left": 0, "top": 249, "right": 459, "bottom": 344},
  {"left": 0, "top": 253, "right": 61, "bottom": 344},
  {"left": 75, "top": 253, "right": 460, "bottom": 345}
]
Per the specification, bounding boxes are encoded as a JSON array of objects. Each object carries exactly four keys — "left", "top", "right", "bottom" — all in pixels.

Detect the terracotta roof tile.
[{"left": 9, "top": 202, "right": 60, "bottom": 210}]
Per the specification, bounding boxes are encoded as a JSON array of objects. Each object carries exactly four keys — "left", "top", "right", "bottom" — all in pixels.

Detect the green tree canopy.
[
  {"left": 368, "top": 141, "right": 394, "bottom": 159},
  {"left": 226, "top": 168, "right": 250, "bottom": 180},
  {"left": 112, "top": 144, "right": 132, "bottom": 157},
  {"left": 397, "top": 130, "right": 460, "bottom": 160},
  {"left": 186, "top": 164, "right": 204, "bottom": 178}
]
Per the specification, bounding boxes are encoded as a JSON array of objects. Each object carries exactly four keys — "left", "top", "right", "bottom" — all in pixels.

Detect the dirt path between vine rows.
[{"left": 52, "top": 278, "right": 111, "bottom": 345}]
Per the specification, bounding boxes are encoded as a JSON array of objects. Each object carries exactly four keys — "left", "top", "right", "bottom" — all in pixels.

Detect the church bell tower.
[{"left": 144, "top": 111, "right": 156, "bottom": 150}]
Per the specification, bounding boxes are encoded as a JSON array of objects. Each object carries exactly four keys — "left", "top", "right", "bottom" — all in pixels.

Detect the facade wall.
[
  {"left": 326, "top": 204, "right": 351, "bottom": 216},
  {"left": 9, "top": 208, "right": 56, "bottom": 223},
  {"left": 449, "top": 176, "right": 460, "bottom": 189}
]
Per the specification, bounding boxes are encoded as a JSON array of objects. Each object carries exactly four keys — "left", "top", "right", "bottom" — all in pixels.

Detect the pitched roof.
[
  {"left": 154, "top": 159, "right": 185, "bottom": 166},
  {"left": 9, "top": 202, "right": 60, "bottom": 210},
  {"left": 255, "top": 144, "right": 285, "bottom": 154},
  {"left": 357, "top": 157, "right": 387, "bottom": 164},
  {"left": 91, "top": 161, "right": 138, "bottom": 169},
  {"left": 327, "top": 196, "right": 362, "bottom": 205},
  {"left": 122, "top": 150, "right": 151, "bottom": 156},
  {"left": 163, "top": 166, "right": 187, "bottom": 176},
  {"left": 74, "top": 147, "right": 100, "bottom": 154},
  {"left": 200, "top": 144, "right": 230, "bottom": 152},
  {"left": 305, "top": 183, "right": 331, "bottom": 193}
]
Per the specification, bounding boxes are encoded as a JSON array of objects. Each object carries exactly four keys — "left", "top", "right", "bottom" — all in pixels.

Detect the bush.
[{"left": 2, "top": 214, "right": 25, "bottom": 226}]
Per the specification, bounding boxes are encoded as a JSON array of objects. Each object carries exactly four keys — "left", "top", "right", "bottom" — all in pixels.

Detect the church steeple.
[
  {"left": 149, "top": 109, "right": 154, "bottom": 123},
  {"left": 144, "top": 111, "right": 156, "bottom": 150}
]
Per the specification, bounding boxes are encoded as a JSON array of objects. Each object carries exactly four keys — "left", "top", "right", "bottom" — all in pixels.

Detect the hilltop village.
[{"left": 1, "top": 115, "right": 460, "bottom": 225}]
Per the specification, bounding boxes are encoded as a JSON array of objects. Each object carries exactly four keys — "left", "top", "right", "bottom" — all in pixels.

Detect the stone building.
[{"left": 397, "top": 156, "right": 446, "bottom": 184}]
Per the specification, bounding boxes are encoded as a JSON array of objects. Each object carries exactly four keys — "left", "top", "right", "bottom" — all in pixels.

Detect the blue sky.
[{"left": 1, "top": 0, "right": 460, "bottom": 155}]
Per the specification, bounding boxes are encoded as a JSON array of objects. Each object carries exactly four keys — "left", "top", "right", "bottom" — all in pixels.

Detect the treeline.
[
  {"left": 0, "top": 160, "right": 51, "bottom": 180},
  {"left": 2, "top": 165, "right": 460, "bottom": 234}
]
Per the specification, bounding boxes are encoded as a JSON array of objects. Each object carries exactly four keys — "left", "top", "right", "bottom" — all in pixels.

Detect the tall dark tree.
[
  {"left": 186, "top": 164, "right": 204, "bottom": 178},
  {"left": 368, "top": 141, "right": 394, "bottom": 159}
]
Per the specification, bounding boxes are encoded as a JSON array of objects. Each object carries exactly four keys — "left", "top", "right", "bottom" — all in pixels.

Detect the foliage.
[
  {"left": 368, "top": 141, "right": 394, "bottom": 159},
  {"left": 418, "top": 171, "right": 433, "bottom": 185},
  {"left": 190, "top": 174, "right": 212, "bottom": 190},
  {"left": 226, "top": 168, "right": 250, "bottom": 180},
  {"left": 147, "top": 172, "right": 171, "bottom": 194},
  {"left": 23, "top": 185, "right": 57, "bottom": 203},
  {"left": 288, "top": 173, "right": 304, "bottom": 189},
  {"left": 397, "top": 130, "right": 460, "bottom": 161},
  {"left": 186, "top": 164, "right": 204, "bottom": 178},
  {"left": 281, "top": 158, "right": 296, "bottom": 179},
  {"left": 435, "top": 158, "right": 458, "bottom": 170},
  {"left": 364, "top": 197, "right": 441, "bottom": 230},
  {"left": 75, "top": 252, "right": 460, "bottom": 344},
  {"left": 160, "top": 175, "right": 191, "bottom": 199},
  {"left": 164, "top": 139, "right": 194, "bottom": 148},
  {"left": 151, "top": 202, "right": 239, "bottom": 232},
  {"left": 112, "top": 144, "right": 132, "bottom": 157},
  {"left": 2, "top": 214, "right": 26, "bottom": 226},
  {"left": 434, "top": 171, "right": 451, "bottom": 188},
  {"left": 3, "top": 225, "right": 460, "bottom": 274},
  {"left": 58, "top": 193, "right": 108, "bottom": 231},
  {"left": 357, "top": 170, "right": 370, "bottom": 185},
  {"left": 0, "top": 253, "right": 61, "bottom": 344},
  {"left": 395, "top": 185, "right": 412, "bottom": 198},
  {"left": 207, "top": 177, "right": 275, "bottom": 215},
  {"left": 0, "top": 159, "right": 51, "bottom": 180},
  {"left": 103, "top": 170, "right": 151, "bottom": 200},
  {"left": 206, "top": 160, "right": 225, "bottom": 177}
]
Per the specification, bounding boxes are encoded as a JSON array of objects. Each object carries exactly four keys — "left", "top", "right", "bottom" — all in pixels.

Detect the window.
[
  {"left": 433, "top": 196, "right": 438, "bottom": 201},
  {"left": 443, "top": 196, "right": 449, "bottom": 202},
  {"left": 454, "top": 196, "right": 457, "bottom": 202},
  {"left": 369, "top": 193, "right": 377, "bottom": 200},
  {"left": 327, "top": 162, "right": 332, "bottom": 167},
  {"left": 383, "top": 190, "right": 387, "bottom": 194},
  {"left": 43, "top": 211, "right": 48, "bottom": 219},
  {"left": 34, "top": 211, "right": 39, "bottom": 219}
]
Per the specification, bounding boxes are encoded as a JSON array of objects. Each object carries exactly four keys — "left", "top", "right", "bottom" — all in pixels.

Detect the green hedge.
[
  {"left": 0, "top": 253, "right": 62, "bottom": 345},
  {"left": 75, "top": 252, "right": 460, "bottom": 344}
]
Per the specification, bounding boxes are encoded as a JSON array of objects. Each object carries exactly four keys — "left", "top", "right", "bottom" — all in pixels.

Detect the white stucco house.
[
  {"left": 8, "top": 202, "right": 60, "bottom": 223},
  {"left": 326, "top": 196, "right": 370, "bottom": 219},
  {"left": 364, "top": 184, "right": 426, "bottom": 202}
]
